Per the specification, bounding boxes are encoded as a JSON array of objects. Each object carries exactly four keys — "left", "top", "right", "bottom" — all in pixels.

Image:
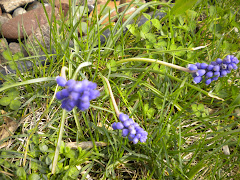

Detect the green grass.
[{"left": 0, "top": 0, "right": 240, "bottom": 179}]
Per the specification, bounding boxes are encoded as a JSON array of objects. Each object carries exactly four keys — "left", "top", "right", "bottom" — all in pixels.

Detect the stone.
[
  {"left": 1, "top": 6, "right": 58, "bottom": 39},
  {"left": 9, "top": 42, "right": 21, "bottom": 54},
  {"left": 2, "top": 13, "right": 12, "bottom": 19},
  {"left": 26, "top": 23, "right": 51, "bottom": 52},
  {"left": 0, "top": 38, "right": 8, "bottom": 65},
  {"left": 12, "top": 8, "right": 27, "bottom": 18},
  {"left": 0, "top": 16, "right": 9, "bottom": 28},
  {"left": 0, "top": 0, "right": 35, "bottom": 13},
  {"left": 0, "top": 6, "right": 2, "bottom": 16},
  {"left": 27, "top": 1, "right": 41, "bottom": 11}
]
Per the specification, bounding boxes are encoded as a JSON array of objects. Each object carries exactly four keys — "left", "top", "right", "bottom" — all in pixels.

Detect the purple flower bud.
[
  {"left": 81, "top": 80, "right": 90, "bottom": 88},
  {"left": 205, "top": 79, "right": 212, "bottom": 85},
  {"left": 193, "top": 76, "right": 202, "bottom": 84},
  {"left": 140, "top": 137, "right": 147, "bottom": 143},
  {"left": 128, "top": 134, "right": 135, "bottom": 141},
  {"left": 89, "top": 90, "right": 100, "bottom": 100},
  {"left": 81, "top": 92, "right": 90, "bottom": 102},
  {"left": 196, "top": 70, "right": 206, "bottom": 76},
  {"left": 128, "top": 118, "right": 134, "bottom": 125},
  {"left": 78, "top": 101, "right": 90, "bottom": 111},
  {"left": 227, "top": 64, "right": 233, "bottom": 71},
  {"left": 122, "top": 129, "right": 129, "bottom": 137},
  {"left": 188, "top": 64, "right": 198, "bottom": 71},
  {"left": 216, "top": 58, "right": 222, "bottom": 64},
  {"left": 88, "top": 82, "right": 97, "bottom": 89},
  {"left": 212, "top": 72, "right": 220, "bottom": 81},
  {"left": 195, "top": 63, "right": 201, "bottom": 69},
  {"left": 70, "top": 91, "right": 80, "bottom": 100},
  {"left": 231, "top": 57, "right": 239, "bottom": 64},
  {"left": 213, "top": 65, "right": 220, "bottom": 71},
  {"left": 73, "top": 82, "right": 84, "bottom": 92},
  {"left": 231, "top": 63, "right": 238, "bottom": 70},
  {"left": 132, "top": 137, "right": 139, "bottom": 144},
  {"left": 119, "top": 113, "right": 129, "bottom": 122},
  {"left": 211, "top": 61, "right": 217, "bottom": 66},
  {"left": 205, "top": 71, "right": 213, "bottom": 78},
  {"left": 116, "top": 122, "right": 124, "bottom": 129},
  {"left": 221, "top": 64, "right": 227, "bottom": 70},
  {"left": 112, "top": 122, "right": 117, "bottom": 130},
  {"left": 223, "top": 55, "right": 231, "bottom": 63},
  {"left": 133, "top": 123, "right": 140, "bottom": 128},
  {"left": 123, "top": 120, "right": 131, "bottom": 128},
  {"left": 220, "top": 70, "right": 227, "bottom": 77},
  {"left": 66, "top": 79, "right": 76, "bottom": 91},
  {"left": 56, "top": 76, "right": 67, "bottom": 87},
  {"left": 191, "top": 72, "right": 197, "bottom": 77},
  {"left": 56, "top": 91, "right": 64, "bottom": 100},
  {"left": 207, "top": 65, "right": 214, "bottom": 71},
  {"left": 200, "top": 63, "right": 208, "bottom": 69}
]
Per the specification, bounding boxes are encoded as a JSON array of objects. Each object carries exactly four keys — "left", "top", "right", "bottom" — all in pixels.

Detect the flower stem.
[
  {"left": 52, "top": 109, "right": 67, "bottom": 174},
  {"left": 103, "top": 77, "right": 120, "bottom": 116},
  {"left": 115, "top": 58, "right": 193, "bottom": 73}
]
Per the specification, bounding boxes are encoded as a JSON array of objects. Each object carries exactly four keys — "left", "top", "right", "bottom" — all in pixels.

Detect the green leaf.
[
  {"left": 191, "top": 104, "right": 198, "bottom": 111},
  {"left": 171, "top": 0, "right": 199, "bottom": 16},
  {"left": 151, "top": 19, "right": 161, "bottom": 30},
  {"left": 9, "top": 100, "right": 21, "bottom": 110},
  {"left": 28, "top": 173, "right": 40, "bottom": 180},
  {"left": 16, "top": 167, "right": 26, "bottom": 180},
  {"left": 7, "top": 89, "right": 19, "bottom": 97},
  {"left": 13, "top": 52, "right": 24, "bottom": 60},
  {"left": 198, "top": 104, "right": 205, "bottom": 111},
  {"left": 79, "top": 22, "right": 88, "bottom": 34},
  {"left": 154, "top": 97, "right": 162, "bottom": 109},
  {"left": 39, "top": 143, "right": 48, "bottom": 153},
  {"left": 0, "top": 97, "right": 12, "bottom": 106},
  {"left": 143, "top": 13, "right": 151, "bottom": 20},
  {"left": 141, "top": 20, "right": 151, "bottom": 34},
  {"left": 145, "top": 33, "right": 156, "bottom": 43},
  {"left": 2, "top": 49, "right": 12, "bottom": 61}
]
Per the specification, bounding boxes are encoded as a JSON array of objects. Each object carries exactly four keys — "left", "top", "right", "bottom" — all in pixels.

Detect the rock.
[
  {"left": 26, "top": 23, "right": 51, "bottom": 52},
  {"left": 2, "top": 13, "right": 12, "bottom": 19},
  {"left": 0, "top": 0, "right": 35, "bottom": 13},
  {"left": 9, "top": 42, "right": 21, "bottom": 54},
  {"left": 55, "top": 0, "right": 69, "bottom": 17},
  {"left": 0, "top": 38, "right": 8, "bottom": 64},
  {"left": 1, "top": 6, "right": 58, "bottom": 39},
  {"left": 12, "top": 8, "right": 27, "bottom": 17},
  {"left": 27, "top": 1, "right": 41, "bottom": 11},
  {"left": 0, "top": 16, "right": 9, "bottom": 28},
  {"left": 0, "top": 6, "right": 2, "bottom": 16}
]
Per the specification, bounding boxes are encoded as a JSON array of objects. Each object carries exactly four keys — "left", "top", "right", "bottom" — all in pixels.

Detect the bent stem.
[
  {"left": 116, "top": 58, "right": 193, "bottom": 73},
  {"left": 52, "top": 109, "right": 67, "bottom": 174},
  {"left": 103, "top": 77, "right": 120, "bottom": 117}
]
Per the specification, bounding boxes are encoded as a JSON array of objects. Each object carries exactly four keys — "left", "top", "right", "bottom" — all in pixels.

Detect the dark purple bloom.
[{"left": 56, "top": 76, "right": 67, "bottom": 87}]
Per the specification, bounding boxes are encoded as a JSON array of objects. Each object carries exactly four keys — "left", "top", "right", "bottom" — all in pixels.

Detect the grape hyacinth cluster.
[
  {"left": 55, "top": 76, "right": 100, "bottom": 111},
  {"left": 188, "top": 55, "right": 239, "bottom": 85},
  {"left": 112, "top": 113, "right": 148, "bottom": 144}
]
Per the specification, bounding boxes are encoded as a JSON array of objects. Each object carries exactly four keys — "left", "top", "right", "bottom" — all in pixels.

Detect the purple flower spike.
[
  {"left": 112, "top": 113, "right": 148, "bottom": 144},
  {"left": 56, "top": 78, "right": 99, "bottom": 111},
  {"left": 220, "top": 70, "right": 228, "bottom": 77},
  {"left": 195, "top": 63, "right": 201, "bottom": 69},
  {"left": 188, "top": 64, "right": 198, "bottom": 71},
  {"left": 211, "top": 61, "right": 217, "bottom": 66},
  {"left": 231, "top": 63, "right": 238, "bottom": 70},
  {"left": 196, "top": 70, "right": 206, "bottom": 76},
  {"left": 56, "top": 76, "right": 67, "bottom": 87}
]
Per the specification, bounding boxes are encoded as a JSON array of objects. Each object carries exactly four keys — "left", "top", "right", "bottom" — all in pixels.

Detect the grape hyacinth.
[
  {"left": 112, "top": 113, "right": 148, "bottom": 144},
  {"left": 188, "top": 55, "right": 239, "bottom": 85},
  {"left": 55, "top": 76, "right": 100, "bottom": 111}
]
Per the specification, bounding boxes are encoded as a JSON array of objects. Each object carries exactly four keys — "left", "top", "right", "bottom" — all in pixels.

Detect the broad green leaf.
[
  {"left": 16, "top": 167, "right": 26, "bottom": 180},
  {"left": 191, "top": 104, "right": 198, "bottom": 111},
  {"left": 79, "top": 22, "right": 88, "bottom": 34},
  {"left": 145, "top": 33, "right": 156, "bottom": 43},
  {"left": 13, "top": 52, "right": 24, "bottom": 60},
  {"left": 154, "top": 97, "right": 162, "bottom": 109},
  {"left": 151, "top": 19, "right": 161, "bottom": 30},
  {"left": 171, "top": 0, "right": 199, "bottom": 16},
  {"left": 126, "top": 24, "right": 140, "bottom": 37},
  {"left": 141, "top": 20, "right": 151, "bottom": 34},
  {"left": 7, "top": 89, "right": 19, "bottom": 98},
  {"left": 39, "top": 143, "right": 48, "bottom": 153},
  {"left": 28, "top": 173, "right": 40, "bottom": 180},
  {"left": 0, "top": 97, "right": 12, "bottom": 106},
  {"left": 198, "top": 104, "right": 205, "bottom": 111},
  {"left": 143, "top": 13, "right": 151, "bottom": 20},
  {"left": 9, "top": 100, "right": 21, "bottom": 110},
  {"left": 2, "top": 49, "right": 12, "bottom": 61}
]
